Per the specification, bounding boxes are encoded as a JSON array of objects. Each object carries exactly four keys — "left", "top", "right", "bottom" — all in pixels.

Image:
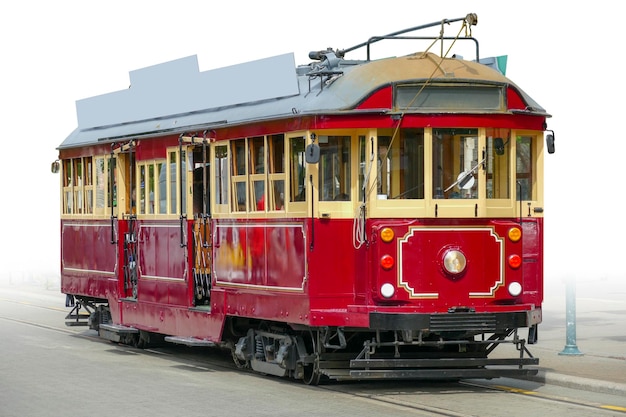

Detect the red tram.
[{"left": 54, "top": 14, "right": 553, "bottom": 383}]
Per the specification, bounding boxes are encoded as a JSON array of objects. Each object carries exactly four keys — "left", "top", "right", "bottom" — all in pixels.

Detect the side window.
[
  {"left": 319, "top": 135, "right": 351, "bottom": 201},
  {"left": 137, "top": 161, "right": 159, "bottom": 215},
  {"left": 62, "top": 159, "right": 73, "bottom": 214},
  {"left": 289, "top": 137, "right": 306, "bottom": 203},
  {"left": 157, "top": 161, "right": 166, "bottom": 213},
  {"left": 191, "top": 147, "right": 211, "bottom": 216},
  {"left": 268, "top": 134, "right": 285, "bottom": 211},
  {"left": 95, "top": 157, "right": 106, "bottom": 212},
  {"left": 231, "top": 139, "right": 247, "bottom": 212},
  {"left": 61, "top": 157, "right": 94, "bottom": 215},
  {"left": 249, "top": 136, "right": 266, "bottom": 211},
  {"left": 224, "top": 135, "right": 286, "bottom": 214},
  {"left": 139, "top": 164, "right": 146, "bottom": 215},
  {"left": 214, "top": 144, "right": 229, "bottom": 212},
  {"left": 516, "top": 135, "right": 534, "bottom": 200},
  {"left": 147, "top": 164, "right": 156, "bottom": 214},
  {"left": 109, "top": 156, "right": 117, "bottom": 214},
  {"left": 168, "top": 152, "right": 178, "bottom": 214},
  {"left": 157, "top": 149, "right": 186, "bottom": 215},
  {"left": 74, "top": 158, "right": 84, "bottom": 213},
  {"left": 83, "top": 157, "right": 93, "bottom": 214}
]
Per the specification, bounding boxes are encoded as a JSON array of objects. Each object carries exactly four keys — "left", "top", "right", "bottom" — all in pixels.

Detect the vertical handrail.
[
  {"left": 179, "top": 135, "right": 187, "bottom": 248},
  {"left": 109, "top": 144, "right": 117, "bottom": 244},
  {"left": 309, "top": 174, "right": 314, "bottom": 251},
  {"left": 202, "top": 135, "right": 210, "bottom": 248}
]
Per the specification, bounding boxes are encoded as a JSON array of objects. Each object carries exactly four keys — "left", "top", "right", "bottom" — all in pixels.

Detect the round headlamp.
[{"left": 443, "top": 249, "right": 467, "bottom": 275}]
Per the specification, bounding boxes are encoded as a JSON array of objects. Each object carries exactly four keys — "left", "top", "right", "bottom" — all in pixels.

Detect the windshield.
[{"left": 433, "top": 129, "right": 479, "bottom": 199}]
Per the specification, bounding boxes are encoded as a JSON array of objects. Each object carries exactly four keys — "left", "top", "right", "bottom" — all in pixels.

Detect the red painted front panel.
[
  {"left": 397, "top": 226, "right": 506, "bottom": 302},
  {"left": 369, "top": 219, "right": 542, "bottom": 313}
]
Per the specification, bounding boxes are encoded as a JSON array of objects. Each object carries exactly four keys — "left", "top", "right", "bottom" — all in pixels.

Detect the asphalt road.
[{"left": 1, "top": 280, "right": 625, "bottom": 417}]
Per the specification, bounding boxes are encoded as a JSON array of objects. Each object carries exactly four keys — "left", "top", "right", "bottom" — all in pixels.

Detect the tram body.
[{"left": 56, "top": 14, "right": 551, "bottom": 382}]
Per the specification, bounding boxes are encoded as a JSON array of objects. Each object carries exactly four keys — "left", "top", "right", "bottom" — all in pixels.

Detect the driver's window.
[
  {"left": 376, "top": 129, "right": 424, "bottom": 199},
  {"left": 433, "top": 128, "right": 479, "bottom": 199},
  {"left": 319, "top": 135, "right": 351, "bottom": 201},
  {"left": 486, "top": 128, "right": 511, "bottom": 199},
  {"left": 516, "top": 135, "right": 535, "bottom": 200}
]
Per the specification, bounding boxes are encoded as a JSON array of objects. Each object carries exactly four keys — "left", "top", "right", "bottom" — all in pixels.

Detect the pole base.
[{"left": 559, "top": 345, "right": 584, "bottom": 356}]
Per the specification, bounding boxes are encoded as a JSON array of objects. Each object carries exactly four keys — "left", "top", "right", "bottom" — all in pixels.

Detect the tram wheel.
[
  {"left": 303, "top": 361, "right": 321, "bottom": 385},
  {"left": 231, "top": 346, "right": 249, "bottom": 369},
  {"left": 302, "top": 331, "right": 322, "bottom": 386},
  {"left": 132, "top": 332, "right": 146, "bottom": 349}
]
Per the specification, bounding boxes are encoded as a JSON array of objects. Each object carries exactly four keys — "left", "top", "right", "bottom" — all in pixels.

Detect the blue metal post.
[{"left": 559, "top": 278, "right": 583, "bottom": 356}]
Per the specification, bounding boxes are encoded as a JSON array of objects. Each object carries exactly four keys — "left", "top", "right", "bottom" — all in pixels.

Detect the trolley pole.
[{"left": 559, "top": 277, "right": 584, "bottom": 356}]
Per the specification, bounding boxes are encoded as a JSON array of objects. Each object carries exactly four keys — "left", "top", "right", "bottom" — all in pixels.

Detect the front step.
[
  {"left": 349, "top": 367, "right": 539, "bottom": 380},
  {"left": 164, "top": 336, "right": 216, "bottom": 347},
  {"left": 65, "top": 312, "right": 90, "bottom": 327},
  {"left": 99, "top": 323, "right": 138, "bottom": 343},
  {"left": 64, "top": 298, "right": 92, "bottom": 327},
  {"left": 316, "top": 356, "right": 539, "bottom": 381}
]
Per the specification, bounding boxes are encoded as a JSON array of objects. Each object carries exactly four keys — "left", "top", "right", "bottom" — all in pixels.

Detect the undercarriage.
[
  {"left": 231, "top": 323, "right": 539, "bottom": 384},
  {"left": 65, "top": 298, "right": 539, "bottom": 384}
]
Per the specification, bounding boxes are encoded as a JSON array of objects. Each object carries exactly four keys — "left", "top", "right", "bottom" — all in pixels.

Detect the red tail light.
[{"left": 380, "top": 254, "right": 394, "bottom": 270}]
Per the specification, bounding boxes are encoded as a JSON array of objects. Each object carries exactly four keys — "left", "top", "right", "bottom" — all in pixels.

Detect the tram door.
[
  {"left": 114, "top": 144, "right": 138, "bottom": 299},
  {"left": 191, "top": 145, "right": 212, "bottom": 306}
]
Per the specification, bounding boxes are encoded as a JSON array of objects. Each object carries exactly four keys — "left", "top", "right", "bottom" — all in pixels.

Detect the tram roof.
[{"left": 58, "top": 51, "right": 547, "bottom": 150}]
